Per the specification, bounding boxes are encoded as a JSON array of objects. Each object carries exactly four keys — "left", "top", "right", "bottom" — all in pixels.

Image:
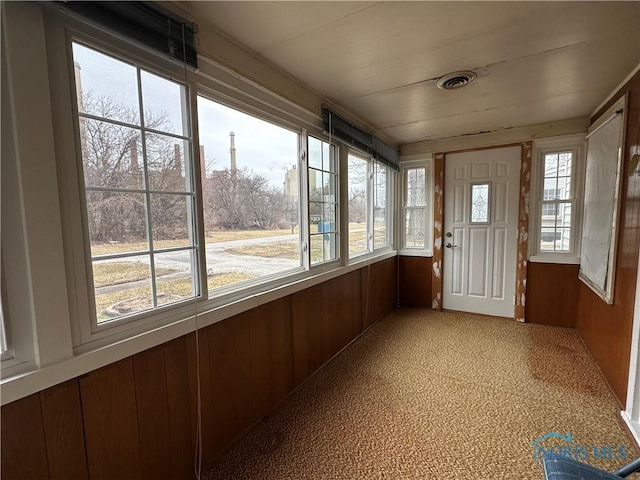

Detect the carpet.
[{"left": 204, "top": 308, "right": 637, "bottom": 479}]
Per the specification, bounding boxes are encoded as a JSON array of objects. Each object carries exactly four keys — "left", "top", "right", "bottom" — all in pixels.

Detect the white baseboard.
[{"left": 621, "top": 410, "right": 640, "bottom": 448}]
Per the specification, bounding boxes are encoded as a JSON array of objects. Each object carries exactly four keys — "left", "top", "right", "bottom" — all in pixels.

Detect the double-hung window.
[
  {"left": 531, "top": 135, "right": 585, "bottom": 260},
  {"left": 404, "top": 167, "right": 426, "bottom": 248},
  {"left": 71, "top": 42, "right": 199, "bottom": 324}
]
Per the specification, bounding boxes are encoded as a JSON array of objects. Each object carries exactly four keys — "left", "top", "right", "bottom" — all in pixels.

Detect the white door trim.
[{"left": 442, "top": 146, "right": 521, "bottom": 318}]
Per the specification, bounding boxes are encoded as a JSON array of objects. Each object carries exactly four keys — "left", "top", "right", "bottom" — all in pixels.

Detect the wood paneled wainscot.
[
  {"left": 1, "top": 258, "right": 397, "bottom": 480},
  {"left": 525, "top": 262, "right": 579, "bottom": 328},
  {"left": 399, "top": 256, "right": 433, "bottom": 308}
]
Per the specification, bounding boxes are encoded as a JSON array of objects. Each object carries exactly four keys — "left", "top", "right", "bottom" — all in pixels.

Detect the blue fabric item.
[{"left": 543, "top": 456, "right": 623, "bottom": 480}]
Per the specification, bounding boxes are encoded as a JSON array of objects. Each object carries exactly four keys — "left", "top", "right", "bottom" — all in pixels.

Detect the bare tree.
[
  {"left": 80, "top": 93, "right": 187, "bottom": 243},
  {"left": 203, "top": 167, "right": 288, "bottom": 230}
]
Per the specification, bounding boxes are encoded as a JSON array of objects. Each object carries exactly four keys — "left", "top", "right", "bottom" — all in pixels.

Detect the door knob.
[{"left": 445, "top": 242, "right": 457, "bottom": 248}]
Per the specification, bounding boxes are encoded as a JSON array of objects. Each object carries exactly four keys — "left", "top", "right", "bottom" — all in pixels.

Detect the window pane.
[
  {"left": 557, "top": 175, "right": 571, "bottom": 200},
  {"left": 150, "top": 194, "right": 192, "bottom": 249},
  {"left": 406, "top": 167, "right": 425, "bottom": 207},
  {"left": 556, "top": 203, "right": 572, "bottom": 229},
  {"left": 543, "top": 178, "right": 558, "bottom": 199},
  {"left": 348, "top": 154, "right": 368, "bottom": 257},
  {"left": 141, "top": 70, "right": 187, "bottom": 136},
  {"left": 197, "top": 96, "right": 301, "bottom": 292},
  {"left": 86, "top": 192, "right": 148, "bottom": 256},
  {"left": 556, "top": 229, "right": 572, "bottom": 252},
  {"left": 72, "top": 43, "right": 140, "bottom": 125},
  {"left": 544, "top": 153, "right": 558, "bottom": 177},
  {"left": 80, "top": 119, "right": 144, "bottom": 189},
  {"left": 405, "top": 208, "right": 425, "bottom": 248},
  {"left": 154, "top": 250, "right": 195, "bottom": 306},
  {"left": 540, "top": 228, "right": 557, "bottom": 251},
  {"left": 93, "top": 256, "right": 152, "bottom": 323},
  {"left": 470, "top": 183, "right": 490, "bottom": 223},
  {"left": 146, "top": 134, "right": 191, "bottom": 192},
  {"left": 308, "top": 136, "right": 323, "bottom": 169},
  {"left": 558, "top": 152, "right": 572, "bottom": 177}
]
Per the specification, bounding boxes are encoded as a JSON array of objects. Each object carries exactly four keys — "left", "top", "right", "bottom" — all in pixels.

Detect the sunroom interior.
[{"left": 2, "top": 1, "right": 640, "bottom": 479}]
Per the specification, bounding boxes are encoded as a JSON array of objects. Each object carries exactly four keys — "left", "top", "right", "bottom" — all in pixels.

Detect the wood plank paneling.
[
  {"left": 361, "top": 266, "right": 373, "bottom": 328},
  {"left": 576, "top": 70, "right": 640, "bottom": 405},
  {"left": 40, "top": 380, "right": 88, "bottom": 480},
  {"left": 200, "top": 321, "right": 231, "bottom": 459},
  {"left": 1, "top": 393, "right": 49, "bottom": 480},
  {"left": 399, "top": 256, "right": 432, "bottom": 308},
  {"left": 163, "top": 337, "right": 193, "bottom": 479},
  {"left": 132, "top": 346, "right": 173, "bottom": 479},
  {"left": 526, "top": 263, "right": 579, "bottom": 327},
  {"left": 291, "top": 285, "right": 324, "bottom": 385},
  {"left": 80, "top": 359, "right": 143, "bottom": 480},
  {"left": 232, "top": 312, "right": 253, "bottom": 433},
  {"left": 371, "top": 257, "right": 398, "bottom": 323},
  {"left": 249, "top": 298, "right": 293, "bottom": 420}
]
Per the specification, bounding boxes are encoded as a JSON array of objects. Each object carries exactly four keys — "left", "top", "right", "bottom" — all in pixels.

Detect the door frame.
[{"left": 431, "top": 141, "right": 533, "bottom": 321}]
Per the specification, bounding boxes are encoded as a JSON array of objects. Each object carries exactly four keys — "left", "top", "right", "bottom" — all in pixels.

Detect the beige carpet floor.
[{"left": 204, "top": 308, "right": 637, "bottom": 479}]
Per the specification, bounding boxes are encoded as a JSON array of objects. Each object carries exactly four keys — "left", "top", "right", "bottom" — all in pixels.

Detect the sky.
[{"left": 72, "top": 41, "right": 298, "bottom": 188}]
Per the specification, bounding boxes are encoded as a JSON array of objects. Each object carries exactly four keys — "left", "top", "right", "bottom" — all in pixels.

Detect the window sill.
[
  {"left": 0, "top": 250, "right": 397, "bottom": 406},
  {"left": 529, "top": 254, "right": 580, "bottom": 265}
]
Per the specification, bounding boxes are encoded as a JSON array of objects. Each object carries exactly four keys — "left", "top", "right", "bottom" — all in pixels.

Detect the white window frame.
[
  {"left": 346, "top": 152, "right": 395, "bottom": 261},
  {"left": 530, "top": 134, "right": 586, "bottom": 264},
  {"left": 398, "top": 158, "right": 433, "bottom": 257},
  {"left": 373, "top": 161, "right": 394, "bottom": 251},
  {"left": 307, "top": 135, "right": 341, "bottom": 267},
  {"left": 195, "top": 89, "right": 308, "bottom": 300},
  {"left": 46, "top": 14, "right": 208, "bottom": 351}
]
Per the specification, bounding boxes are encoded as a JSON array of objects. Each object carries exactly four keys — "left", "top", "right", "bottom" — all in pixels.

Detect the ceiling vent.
[{"left": 437, "top": 70, "right": 477, "bottom": 90}]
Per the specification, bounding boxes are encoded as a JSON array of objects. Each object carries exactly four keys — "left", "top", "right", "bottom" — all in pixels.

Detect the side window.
[
  {"left": 71, "top": 42, "right": 198, "bottom": 324},
  {"left": 539, "top": 151, "right": 574, "bottom": 252},
  {"left": 403, "top": 166, "right": 428, "bottom": 249},
  {"left": 531, "top": 135, "right": 585, "bottom": 260},
  {"left": 308, "top": 136, "right": 339, "bottom": 265}
]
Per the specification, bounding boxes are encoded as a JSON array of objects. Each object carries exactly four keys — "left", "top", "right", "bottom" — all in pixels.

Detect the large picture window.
[
  {"left": 72, "top": 42, "right": 199, "bottom": 323},
  {"left": 197, "top": 96, "right": 302, "bottom": 291}
]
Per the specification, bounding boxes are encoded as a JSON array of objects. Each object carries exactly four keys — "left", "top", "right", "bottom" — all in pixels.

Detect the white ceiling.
[{"left": 178, "top": 1, "right": 639, "bottom": 146}]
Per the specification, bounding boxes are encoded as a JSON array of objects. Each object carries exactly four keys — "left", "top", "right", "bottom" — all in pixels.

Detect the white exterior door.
[{"left": 442, "top": 146, "right": 521, "bottom": 317}]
